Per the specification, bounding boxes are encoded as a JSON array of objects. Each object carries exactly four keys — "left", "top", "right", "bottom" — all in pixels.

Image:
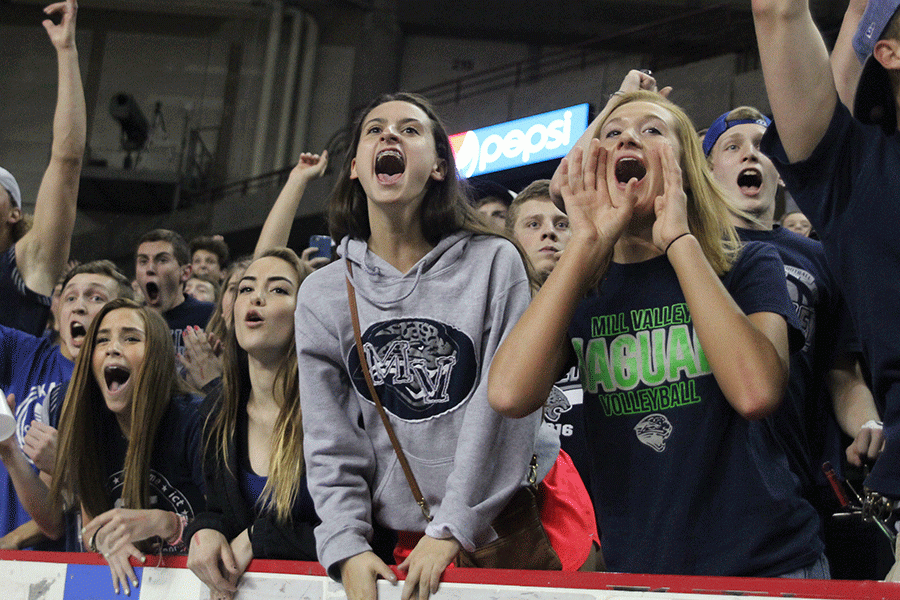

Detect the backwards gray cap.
[{"left": 0, "top": 168, "right": 22, "bottom": 209}]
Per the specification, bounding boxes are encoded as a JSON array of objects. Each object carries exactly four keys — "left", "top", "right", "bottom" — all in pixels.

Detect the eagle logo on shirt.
[
  {"left": 634, "top": 413, "right": 673, "bottom": 452},
  {"left": 543, "top": 386, "right": 571, "bottom": 422},
  {"left": 348, "top": 318, "right": 478, "bottom": 421}
]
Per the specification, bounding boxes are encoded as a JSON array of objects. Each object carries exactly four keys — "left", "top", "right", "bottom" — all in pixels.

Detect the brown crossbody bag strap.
[
  {"left": 344, "top": 261, "right": 566, "bottom": 572},
  {"left": 345, "top": 259, "right": 432, "bottom": 522}
]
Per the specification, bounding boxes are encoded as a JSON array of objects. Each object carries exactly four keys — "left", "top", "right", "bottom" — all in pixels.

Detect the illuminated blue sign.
[{"left": 449, "top": 103, "right": 590, "bottom": 178}]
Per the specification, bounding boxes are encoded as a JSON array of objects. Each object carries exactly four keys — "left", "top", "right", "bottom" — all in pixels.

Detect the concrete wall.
[{"left": 0, "top": 4, "right": 772, "bottom": 264}]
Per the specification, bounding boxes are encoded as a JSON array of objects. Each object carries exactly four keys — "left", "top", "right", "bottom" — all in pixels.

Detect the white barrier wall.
[{"left": 0, "top": 553, "right": 894, "bottom": 600}]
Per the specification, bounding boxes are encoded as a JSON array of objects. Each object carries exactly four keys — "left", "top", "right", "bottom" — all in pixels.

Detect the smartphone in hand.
[{"left": 309, "top": 235, "right": 333, "bottom": 260}]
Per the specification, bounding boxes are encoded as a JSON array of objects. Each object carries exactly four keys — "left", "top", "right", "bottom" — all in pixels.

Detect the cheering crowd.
[{"left": 2, "top": 0, "right": 899, "bottom": 598}]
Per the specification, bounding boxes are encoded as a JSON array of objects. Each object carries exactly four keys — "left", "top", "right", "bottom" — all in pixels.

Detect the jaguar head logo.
[{"left": 634, "top": 413, "right": 672, "bottom": 452}]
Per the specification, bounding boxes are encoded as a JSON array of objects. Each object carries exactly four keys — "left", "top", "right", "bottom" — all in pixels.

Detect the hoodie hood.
[{"left": 339, "top": 231, "right": 472, "bottom": 308}]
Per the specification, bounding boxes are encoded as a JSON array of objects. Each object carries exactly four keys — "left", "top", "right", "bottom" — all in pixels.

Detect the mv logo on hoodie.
[{"left": 348, "top": 318, "right": 478, "bottom": 421}]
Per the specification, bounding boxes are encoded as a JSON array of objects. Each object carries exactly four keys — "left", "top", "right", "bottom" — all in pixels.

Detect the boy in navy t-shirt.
[
  {"left": 753, "top": 0, "right": 900, "bottom": 504},
  {"left": 705, "top": 107, "right": 883, "bottom": 496},
  {"left": 134, "top": 229, "right": 213, "bottom": 356}
]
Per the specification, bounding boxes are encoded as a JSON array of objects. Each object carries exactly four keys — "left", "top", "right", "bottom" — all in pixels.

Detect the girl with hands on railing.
[
  {"left": 50, "top": 299, "right": 205, "bottom": 595},
  {"left": 185, "top": 249, "right": 318, "bottom": 600}
]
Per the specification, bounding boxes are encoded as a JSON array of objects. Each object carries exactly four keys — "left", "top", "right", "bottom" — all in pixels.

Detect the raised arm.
[
  {"left": 16, "top": 0, "right": 85, "bottom": 297},
  {"left": 667, "top": 240, "right": 789, "bottom": 419},
  {"left": 254, "top": 151, "right": 327, "bottom": 259},
  {"left": 654, "top": 142, "right": 789, "bottom": 420},
  {"left": 832, "top": 0, "right": 869, "bottom": 110},
  {"left": 752, "top": 0, "right": 837, "bottom": 162}
]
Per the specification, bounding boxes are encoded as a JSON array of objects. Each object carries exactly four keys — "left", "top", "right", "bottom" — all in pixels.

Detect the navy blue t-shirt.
[
  {"left": 762, "top": 102, "right": 900, "bottom": 497},
  {"left": 50, "top": 391, "right": 205, "bottom": 553},
  {"left": 0, "top": 246, "right": 51, "bottom": 337},
  {"left": 568, "top": 242, "right": 822, "bottom": 576},
  {"left": 737, "top": 226, "right": 851, "bottom": 496},
  {"left": 103, "top": 395, "right": 205, "bottom": 536},
  {"left": 543, "top": 368, "right": 592, "bottom": 508},
  {"left": 164, "top": 295, "right": 214, "bottom": 356}
]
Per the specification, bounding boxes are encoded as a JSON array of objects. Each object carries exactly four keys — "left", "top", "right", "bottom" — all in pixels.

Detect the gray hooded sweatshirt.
[{"left": 295, "top": 230, "right": 540, "bottom": 577}]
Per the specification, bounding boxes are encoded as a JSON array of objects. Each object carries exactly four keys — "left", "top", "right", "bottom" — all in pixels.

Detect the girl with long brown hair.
[
  {"left": 186, "top": 248, "right": 317, "bottom": 598},
  {"left": 51, "top": 298, "right": 205, "bottom": 594},
  {"left": 295, "top": 93, "right": 544, "bottom": 600}
]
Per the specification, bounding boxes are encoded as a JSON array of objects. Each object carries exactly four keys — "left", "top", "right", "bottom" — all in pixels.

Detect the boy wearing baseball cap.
[{"left": 705, "top": 106, "right": 885, "bottom": 575}]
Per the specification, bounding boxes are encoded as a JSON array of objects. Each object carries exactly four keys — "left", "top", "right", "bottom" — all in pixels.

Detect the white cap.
[{"left": 0, "top": 167, "right": 22, "bottom": 209}]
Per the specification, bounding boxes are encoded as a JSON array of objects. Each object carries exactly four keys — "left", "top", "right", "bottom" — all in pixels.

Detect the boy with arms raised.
[
  {"left": 0, "top": 0, "right": 84, "bottom": 337},
  {"left": 705, "top": 108, "right": 883, "bottom": 572},
  {"left": 752, "top": 0, "right": 900, "bottom": 521}
]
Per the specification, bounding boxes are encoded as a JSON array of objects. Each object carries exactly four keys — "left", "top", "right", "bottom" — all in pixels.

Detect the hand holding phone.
[{"left": 309, "top": 235, "right": 333, "bottom": 260}]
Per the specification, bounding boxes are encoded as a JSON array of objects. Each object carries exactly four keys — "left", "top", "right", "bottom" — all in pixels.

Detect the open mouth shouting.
[
  {"left": 375, "top": 149, "right": 405, "bottom": 185},
  {"left": 143, "top": 281, "right": 160, "bottom": 305},
  {"left": 69, "top": 321, "right": 87, "bottom": 348},
  {"left": 104, "top": 364, "right": 132, "bottom": 395},
  {"left": 614, "top": 157, "right": 647, "bottom": 185},
  {"left": 737, "top": 168, "right": 763, "bottom": 196}
]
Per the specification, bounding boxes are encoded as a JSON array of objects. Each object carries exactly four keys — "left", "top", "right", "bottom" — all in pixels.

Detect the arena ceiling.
[{"left": 7, "top": 0, "right": 850, "bottom": 61}]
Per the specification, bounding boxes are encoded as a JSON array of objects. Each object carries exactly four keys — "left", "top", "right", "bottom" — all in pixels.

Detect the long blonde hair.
[
  {"left": 596, "top": 91, "right": 743, "bottom": 275},
  {"left": 51, "top": 299, "right": 185, "bottom": 519},
  {"left": 205, "top": 248, "right": 304, "bottom": 522}
]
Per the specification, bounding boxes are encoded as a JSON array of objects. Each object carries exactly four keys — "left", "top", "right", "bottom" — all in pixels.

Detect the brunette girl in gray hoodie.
[{"left": 295, "top": 93, "right": 540, "bottom": 600}]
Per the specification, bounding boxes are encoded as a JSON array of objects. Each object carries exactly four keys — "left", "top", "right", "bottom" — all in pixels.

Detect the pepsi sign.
[{"left": 450, "top": 104, "right": 590, "bottom": 178}]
